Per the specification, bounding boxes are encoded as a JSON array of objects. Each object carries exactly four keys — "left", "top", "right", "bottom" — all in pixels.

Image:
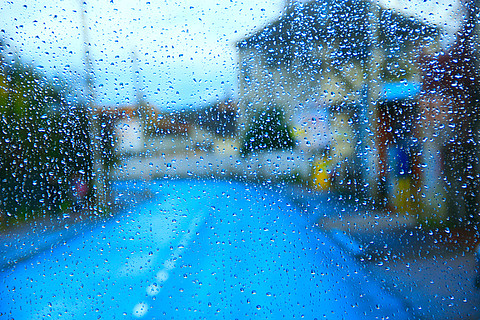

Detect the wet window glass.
[{"left": 1, "top": 0, "right": 479, "bottom": 319}]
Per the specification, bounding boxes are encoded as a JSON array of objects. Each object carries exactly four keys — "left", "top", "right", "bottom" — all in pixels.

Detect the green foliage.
[
  {"left": 240, "top": 106, "right": 295, "bottom": 155},
  {"left": 0, "top": 54, "right": 91, "bottom": 221}
]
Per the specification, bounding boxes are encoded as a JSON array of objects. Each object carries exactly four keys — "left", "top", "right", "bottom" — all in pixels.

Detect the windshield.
[{"left": 1, "top": 0, "right": 479, "bottom": 319}]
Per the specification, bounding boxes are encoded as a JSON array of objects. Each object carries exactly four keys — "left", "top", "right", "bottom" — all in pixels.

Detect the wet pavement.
[{"left": 1, "top": 180, "right": 479, "bottom": 319}]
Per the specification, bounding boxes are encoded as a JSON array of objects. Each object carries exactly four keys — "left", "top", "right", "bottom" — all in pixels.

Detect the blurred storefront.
[{"left": 377, "top": 83, "right": 422, "bottom": 214}]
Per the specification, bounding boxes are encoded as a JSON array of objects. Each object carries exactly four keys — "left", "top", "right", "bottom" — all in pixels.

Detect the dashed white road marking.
[
  {"left": 132, "top": 216, "right": 203, "bottom": 318},
  {"left": 132, "top": 302, "right": 148, "bottom": 318},
  {"left": 156, "top": 269, "right": 169, "bottom": 282}
]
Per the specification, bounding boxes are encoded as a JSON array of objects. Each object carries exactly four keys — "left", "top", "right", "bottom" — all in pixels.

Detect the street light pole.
[
  {"left": 359, "top": 0, "right": 382, "bottom": 206},
  {"left": 79, "top": 1, "right": 107, "bottom": 213}
]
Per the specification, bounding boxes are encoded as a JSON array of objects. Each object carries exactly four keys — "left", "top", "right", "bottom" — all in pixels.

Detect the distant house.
[
  {"left": 237, "top": 0, "right": 438, "bottom": 201},
  {"left": 106, "top": 99, "right": 238, "bottom": 157},
  {"left": 188, "top": 99, "right": 239, "bottom": 155},
  {"left": 105, "top": 105, "right": 193, "bottom": 156},
  {"left": 109, "top": 106, "right": 145, "bottom": 155}
]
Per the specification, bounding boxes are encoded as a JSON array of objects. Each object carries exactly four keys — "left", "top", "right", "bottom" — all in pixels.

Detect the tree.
[{"left": 0, "top": 48, "right": 91, "bottom": 223}]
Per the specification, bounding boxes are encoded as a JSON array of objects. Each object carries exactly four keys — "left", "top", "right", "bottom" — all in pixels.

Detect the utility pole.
[
  {"left": 132, "top": 49, "right": 148, "bottom": 129},
  {"left": 79, "top": 1, "right": 107, "bottom": 213},
  {"left": 132, "top": 49, "right": 144, "bottom": 107},
  {"left": 132, "top": 49, "right": 152, "bottom": 147}
]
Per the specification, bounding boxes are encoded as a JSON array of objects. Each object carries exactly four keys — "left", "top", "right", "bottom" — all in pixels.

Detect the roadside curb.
[
  {"left": 0, "top": 213, "right": 99, "bottom": 271},
  {"left": 284, "top": 184, "right": 480, "bottom": 259}
]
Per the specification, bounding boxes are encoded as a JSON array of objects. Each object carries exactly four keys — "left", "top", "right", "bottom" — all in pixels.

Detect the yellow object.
[
  {"left": 394, "top": 177, "right": 412, "bottom": 215},
  {"left": 311, "top": 156, "right": 331, "bottom": 191}
]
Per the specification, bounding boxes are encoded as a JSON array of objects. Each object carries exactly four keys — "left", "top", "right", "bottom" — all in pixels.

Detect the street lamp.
[{"left": 79, "top": 0, "right": 107, "bottom": 213}]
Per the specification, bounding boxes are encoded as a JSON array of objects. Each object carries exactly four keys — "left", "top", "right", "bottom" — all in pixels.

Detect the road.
[
  {"left": 284, "top": 184, "right": 480, "bottom": 320},
  {"left": 1, "top": 180, "right": 407, "bottom": 319},
  {"left": 366, "top": 252, "right": 479, "bottom": 320}
]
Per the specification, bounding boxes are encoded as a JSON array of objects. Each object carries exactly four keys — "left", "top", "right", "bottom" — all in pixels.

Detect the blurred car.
[{"left": 1, "top": 180, "right": 408, "bottom": 319}]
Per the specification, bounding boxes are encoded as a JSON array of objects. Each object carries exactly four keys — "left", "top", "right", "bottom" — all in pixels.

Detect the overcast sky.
[{"left": 0, "top": 0, "right": 465, "bottom": 110}]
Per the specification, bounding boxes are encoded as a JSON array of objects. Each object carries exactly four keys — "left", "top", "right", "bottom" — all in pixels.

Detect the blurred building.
[{"left": 236, "top": 0, "right": 438, "bottom": 204}]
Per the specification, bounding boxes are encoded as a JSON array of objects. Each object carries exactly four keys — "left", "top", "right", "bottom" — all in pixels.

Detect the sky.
[
  {"left": 379, "top": 0, "right": 465, "bottom": 39},
  {"left": 0, "top": 0, "right": 465, "bottom": 110}
]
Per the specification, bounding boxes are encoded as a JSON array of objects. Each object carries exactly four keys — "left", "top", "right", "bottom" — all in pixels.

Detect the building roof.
[{"left": 237, "top": 0, "right": 437, "bottom": 65}]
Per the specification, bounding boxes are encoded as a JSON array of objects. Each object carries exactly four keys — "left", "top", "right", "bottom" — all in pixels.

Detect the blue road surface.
[{"left": 1, "top": 180, "right": 408, "bottom": 319}]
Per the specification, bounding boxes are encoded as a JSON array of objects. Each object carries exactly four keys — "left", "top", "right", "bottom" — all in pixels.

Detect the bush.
[{"left": 240, "top": 106, "right": 294, "bottom": 155}]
